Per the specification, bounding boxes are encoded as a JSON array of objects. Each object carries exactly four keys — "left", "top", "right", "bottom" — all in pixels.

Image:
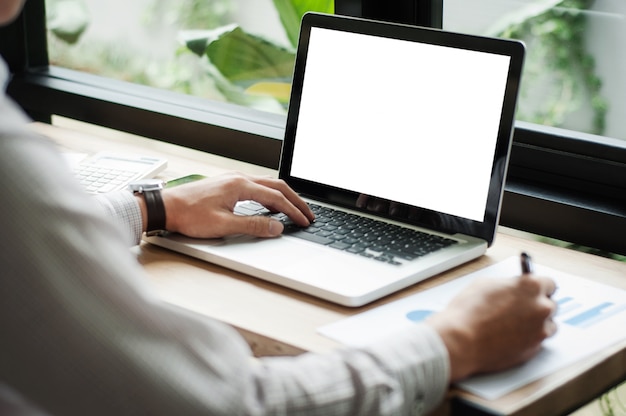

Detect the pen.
[{"left": 520, "top": 252, "right": 533, "bottom": 274}]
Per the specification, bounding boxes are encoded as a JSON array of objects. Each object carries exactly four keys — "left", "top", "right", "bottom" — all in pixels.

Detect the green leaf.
[
  {"left": 179, "top": 0, "right": 333, "bottom": 111},
  {"left": 179, "top": 25, "right": 239, "bottom": 57},
  {"left": 272, "top": 0, "right": 334, "bottom": 48},
  {"left": 46, "top": 0, "right": 89, "bottom": 44},
  {"left": 201, "top": 62, "right": 286, "bottom": 114},
  {"left": 181, "top": 25, "right": 296, "bottom": 84}
]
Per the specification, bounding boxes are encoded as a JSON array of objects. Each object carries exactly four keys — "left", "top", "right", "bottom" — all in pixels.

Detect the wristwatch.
[{"left": 128, "top": 179, "right": 166, "bottom": 236}]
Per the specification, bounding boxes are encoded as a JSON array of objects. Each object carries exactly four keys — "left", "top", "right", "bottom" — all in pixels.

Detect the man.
[{"left": 0, "top": 1, "right": 557, "bottom": 415}]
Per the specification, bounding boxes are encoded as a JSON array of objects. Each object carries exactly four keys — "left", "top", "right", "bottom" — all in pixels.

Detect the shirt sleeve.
[
  {"left": 0, "top": 117, "right": 450, "bottom": 416},
  {"left": 254, "top": 324, "right": 449, "bottom": 415},
  {"left": 93, "top": 191, "right": 143, "bottom": 246}
]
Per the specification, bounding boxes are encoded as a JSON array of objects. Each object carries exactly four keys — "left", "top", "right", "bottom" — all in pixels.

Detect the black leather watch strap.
[{"left": 142, "top": 189, "right": 166, "bottom": 235}]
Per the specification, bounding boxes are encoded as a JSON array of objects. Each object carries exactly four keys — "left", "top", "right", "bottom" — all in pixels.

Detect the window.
[
  {"left": 46, "top": 0, "right": 625, "bottom": 142},
  {"left": 444, "top": 0, "right": 625, "bottom": 141},
  {"left": 46, "top": 0, "right": 328, "bottom": 115},
  {"left": 2, "top": 0, "right": 625, "bottom": 255}
]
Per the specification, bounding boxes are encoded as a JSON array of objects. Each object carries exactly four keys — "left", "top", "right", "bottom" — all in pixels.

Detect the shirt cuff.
[
  {"left": 366, "top": 323, "right": 450, "bottom": 415},
  {"left": 93, "top": 190, "right": 143, "bottom": 246}
]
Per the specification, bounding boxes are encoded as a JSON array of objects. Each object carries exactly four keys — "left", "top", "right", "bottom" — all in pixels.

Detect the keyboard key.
[{"left": 285, "top": 230, "right": 333, "bottom": 245}]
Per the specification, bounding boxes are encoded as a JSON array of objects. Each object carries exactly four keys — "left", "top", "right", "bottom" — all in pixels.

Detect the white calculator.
[{"left": 72, "top": 152, "right": 168, "bottom": 194}]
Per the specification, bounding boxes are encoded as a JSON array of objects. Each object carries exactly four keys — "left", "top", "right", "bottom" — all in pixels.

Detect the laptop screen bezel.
[{"left": 278, "top": 12, "right": 525, "bottom": 246}]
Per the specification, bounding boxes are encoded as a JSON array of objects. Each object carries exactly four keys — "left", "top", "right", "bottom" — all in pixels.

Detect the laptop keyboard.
[{"left": 236, "top": 201, "right": 458, "bottom": 266}]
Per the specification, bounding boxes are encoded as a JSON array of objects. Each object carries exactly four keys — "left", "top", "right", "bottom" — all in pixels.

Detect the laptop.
[{"left": 145, "top": 12, "right": 525, "bottom": 307}]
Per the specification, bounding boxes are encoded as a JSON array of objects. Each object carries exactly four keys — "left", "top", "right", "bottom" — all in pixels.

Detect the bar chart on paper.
[
  {"left": 559, "top": 298, "right": 626, "bottom": 329},
  {"left": 400, "top": 288, "right": 626, "bottom": 331},
  {"left": 318, "top": 257, "right": 626, "bottom": 399}
]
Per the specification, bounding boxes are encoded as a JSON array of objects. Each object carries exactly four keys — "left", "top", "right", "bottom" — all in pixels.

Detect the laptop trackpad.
[{"left": 147, "top": 232, "right": 395, "bottom": 294}]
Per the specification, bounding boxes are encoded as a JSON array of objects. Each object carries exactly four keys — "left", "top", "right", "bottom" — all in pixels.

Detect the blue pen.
[{"left": 520, "top": 252, "right": 533, "bottom": 274}]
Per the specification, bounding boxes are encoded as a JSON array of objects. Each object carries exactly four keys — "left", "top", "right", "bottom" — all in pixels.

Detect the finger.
[
  {"left": 245, "top": 179, "right": 314, "bottom": 225},
  {"left": 544, "top": 318, "right": 558, "bottom": 338},
  {"left": 520, "top": 274, "right": 557, "bottom": 298},
  {"left": 223, "top": 214, "right": 285, "bottom": 238},
  {"left": 256, "top": 177, "right": 314, "bottom": 218},
  {"left": 536, "top": 276, "right": 558, "bottom": 298},
  {"left": 255, "top": 192, "right": 311, "bottom": 227}
]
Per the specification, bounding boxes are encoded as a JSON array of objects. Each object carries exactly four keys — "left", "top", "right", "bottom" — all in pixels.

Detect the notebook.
[{"left": 145, "top": 12, "right": 525, "bottom": 307}]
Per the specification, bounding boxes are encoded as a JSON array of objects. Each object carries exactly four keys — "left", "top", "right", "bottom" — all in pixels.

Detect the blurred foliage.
[
  {"left": 46, "top": 0, "right": 608, "bottom": 126},
  {"left": 491, "top": 0, "right": 607, "bottom": 135},
  {"left": 179, "top": 25, "right": 295, "bottom": 111},
  {"left": 46, "top": 0, "right": 231, "bottom": 100},
  {"left": 537, "top": 236, "right": 626, "bottom": 263},
  {"left": 599, "top": 384, "right": 626, "bottom": 416},
  {"left": 46, "top": 0, "right": 333, "bottom": 113},
  {"left": 46, "top": 0, "right": 89, "bottom": 44},
  {"left": 144, "top": 0, "right": 234, "bottom": 29},
  {"left": 178, "top": 0, "right": 333, "bottom": 111}
]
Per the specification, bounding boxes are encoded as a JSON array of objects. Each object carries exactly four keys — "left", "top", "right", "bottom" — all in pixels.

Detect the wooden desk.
[{"left": 35, "top": 118, "right": 626, "bottom": 416}]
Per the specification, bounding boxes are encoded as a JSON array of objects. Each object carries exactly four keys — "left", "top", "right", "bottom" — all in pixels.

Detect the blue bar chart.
[{"left": 559, "top": 298, "right": 626, "bottom": 329}]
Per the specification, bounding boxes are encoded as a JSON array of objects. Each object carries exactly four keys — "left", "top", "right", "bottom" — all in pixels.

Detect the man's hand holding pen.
[{"left": 425, "top": 252, "right": 558, "bottom": 381}]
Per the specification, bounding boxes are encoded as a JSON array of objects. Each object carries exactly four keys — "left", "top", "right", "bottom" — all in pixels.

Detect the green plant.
[
  {"left": 149, "top": 0, "right": 233, "bottom": 29},
  {"left": 179, "top": 0, "right": 333, "bottom": 112},
  {"left": 488, "top": 0, "right": 607, "bottom": 135},
  {"left": 46, "top": 0, "right": 232, "bottom": 100},
  {"left": 46, "top": 0, "right": 89, "bottom": 44},
  {"left": 599, "top": 385, "right": 626, "bottom": 416}
]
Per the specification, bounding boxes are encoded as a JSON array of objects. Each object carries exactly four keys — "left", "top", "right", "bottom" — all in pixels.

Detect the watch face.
[{"left": 128, "top": 178, "right": 165, "bottom": 192}]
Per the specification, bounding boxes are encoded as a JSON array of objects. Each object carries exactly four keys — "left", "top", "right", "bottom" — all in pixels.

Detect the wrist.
[
  {"left": 161, "top": 189, "right": 182, "bottom": 234},
  {"left": 129, "top": 179, "right": 167, "bottom": 235},
  {"left": 426, "top": 316, "right": 477, "bottom": 381}
]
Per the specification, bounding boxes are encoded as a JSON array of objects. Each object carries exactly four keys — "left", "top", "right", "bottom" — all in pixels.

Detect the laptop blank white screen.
[{"left": 290, "top": 27, "right": 511, "bottom": 223}]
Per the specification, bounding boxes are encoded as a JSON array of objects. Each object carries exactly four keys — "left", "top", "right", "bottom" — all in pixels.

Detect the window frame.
[{"left": 2, "top": 0, "right": 626, "bottom": 256}]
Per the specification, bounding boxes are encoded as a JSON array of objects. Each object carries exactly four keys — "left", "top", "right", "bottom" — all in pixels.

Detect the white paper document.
[{"left": 318, "top": 257, "right": 626, "bottom": 400}]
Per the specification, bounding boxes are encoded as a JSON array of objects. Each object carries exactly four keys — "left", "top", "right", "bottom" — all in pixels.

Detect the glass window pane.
[
  {"left": 444, "top": 0, "right": 626, "bottom": 141},
  {"left": 47, "top": 1, "right": 625, "bottom": 141},
  {"left": 46, "top": 0, "right": 333, "bottom": 115}
]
